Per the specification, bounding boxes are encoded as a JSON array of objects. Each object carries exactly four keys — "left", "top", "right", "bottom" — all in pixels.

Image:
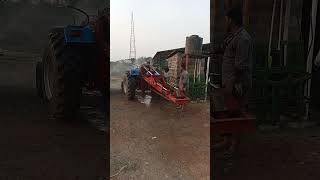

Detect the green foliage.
[
  {"left": 111, "top": 57, "right": 152, "bottom": 76},
  {"left": 136, "top": 56, "right": 152, "bottom": 65},
  {"left": 187, "top": 74, "right": 207, "bottom": 100}
]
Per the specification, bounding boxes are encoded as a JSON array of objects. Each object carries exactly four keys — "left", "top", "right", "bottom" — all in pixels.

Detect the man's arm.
[{"left": 210, "top": 43, "right": 224, "bottom": 55}]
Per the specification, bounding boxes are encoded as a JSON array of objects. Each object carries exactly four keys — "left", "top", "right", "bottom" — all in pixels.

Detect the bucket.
[{"left": 144, "top": 95, "right": 152, "bottom": 107}]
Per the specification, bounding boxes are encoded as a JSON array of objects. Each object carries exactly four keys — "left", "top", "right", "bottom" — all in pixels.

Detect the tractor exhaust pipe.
[{"left": 66, "top": 5, "right": 90, "bottom": 27}]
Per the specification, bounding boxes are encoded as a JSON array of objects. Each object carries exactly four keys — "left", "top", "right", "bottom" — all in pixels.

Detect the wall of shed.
[
  {"left": 167, "top": 53, "right": 183, "bottom": 85},
  {"left": 210, "top": 0, "right": 303, "bottom": 45},
  {"left": 167, "top": 53, "right": 206, "bottom": 86}
]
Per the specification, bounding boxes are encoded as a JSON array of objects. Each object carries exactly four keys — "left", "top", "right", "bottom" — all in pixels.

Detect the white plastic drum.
[{"left": 144, "top": 95, "right": 152, "bottom": 107}]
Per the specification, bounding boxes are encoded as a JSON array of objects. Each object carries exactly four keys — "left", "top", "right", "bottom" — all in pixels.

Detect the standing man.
[
  {"left": 179, "top": 63, "right": 188, "bottom": 96},
  {"left": 221, "top": 7, "right": 253, "bottom": 111},
  {"left": 163, "top": 67, "right": 170, "bottom": 83},
  {"left": 212, "top": 7, "right": 253, "bottom": 157}
]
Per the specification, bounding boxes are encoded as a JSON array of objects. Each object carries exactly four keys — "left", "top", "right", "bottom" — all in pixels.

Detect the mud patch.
[
  {"left": 110, "top": 155, "right": 140, "bottom": 178},
  {"left": 80, "top": 106, "right": 106, "bottom": 132},
  {"left": 81, "top": 89, "right": 107, "bottom": 132}
]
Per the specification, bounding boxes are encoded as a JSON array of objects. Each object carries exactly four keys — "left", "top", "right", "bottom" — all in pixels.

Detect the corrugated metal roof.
[{"left": 152, "top": 43, "right": 211, "bottom": 63}]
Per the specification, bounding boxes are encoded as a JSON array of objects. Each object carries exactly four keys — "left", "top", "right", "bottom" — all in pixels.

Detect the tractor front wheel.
[
  {"left": 121, "top": 78, "right": 128, "bottom": 95},
  {"left": 36, "top": 61, "right": 44, "bottom": 98}
]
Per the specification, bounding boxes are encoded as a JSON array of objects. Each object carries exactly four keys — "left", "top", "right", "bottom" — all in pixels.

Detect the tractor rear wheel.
[
  {"left": 43, "top": 29, "right": 82, "bottom": 121},
  {"left": 36, "top": 61, "right": 44, "bottom": 98},
  {"left": 127, "top": 76, "right": 137, "bottom": 100}
]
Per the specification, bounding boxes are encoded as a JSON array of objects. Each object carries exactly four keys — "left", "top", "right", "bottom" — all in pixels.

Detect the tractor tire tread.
[
  {"left": 45, "top": 30, "right": 81, "bottom": 121},
  {"left": 127, "top": 76, "right": 137, "bottom": 100}
]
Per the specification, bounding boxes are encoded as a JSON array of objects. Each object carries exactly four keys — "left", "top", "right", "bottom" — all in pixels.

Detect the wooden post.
[
  {"left": 283, "top": 0, "right": 291, "bottom": 66},
  {"left": 243, "top": 0, "right": 250, "bottom": 26},
  {"left": 304, "top": 0, "right": 318, "bottom": 120},
  {"left": 205, "top": 57, "right": 211, "bottom": 101},
  {"left": 193, "top": 59, "right": 196, "bottom": 83},
  {"left": 198, "top": 59, "right": 200, "bottom": 81},
  {"left": 211, "top": 0, "right": 217, "bottom": 43},
  {"left": 278, "top": 0, "right": 284, "bottom": 50},
  {"left": 185, "top": 54, "right": 189, "bottom": 72},
  {"left": 268, "top": 0, "right": 277, "bottom": 67},
  {"left": 224, "top": 0, "right": 231, "bottom": 11},
  {"left": 315, "top": 50, "right": 320, "bottom": 66}
]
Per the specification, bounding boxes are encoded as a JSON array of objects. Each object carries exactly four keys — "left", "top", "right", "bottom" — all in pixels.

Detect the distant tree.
[{"left": 136, "top": 56, "right": 152, "bottom": 65}]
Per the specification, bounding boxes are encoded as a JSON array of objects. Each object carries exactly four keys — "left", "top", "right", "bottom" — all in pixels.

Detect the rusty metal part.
[
  {"left": 211, "top": 111, "right": 255, "bottom": 134},
  {"left": 211, "top": 110, "right": 255, "bottom": 160}
]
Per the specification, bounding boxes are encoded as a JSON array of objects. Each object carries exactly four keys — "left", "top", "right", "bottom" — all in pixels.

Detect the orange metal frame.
[{"left": 139, "top": 64, "right": 190, "bottom": 106}]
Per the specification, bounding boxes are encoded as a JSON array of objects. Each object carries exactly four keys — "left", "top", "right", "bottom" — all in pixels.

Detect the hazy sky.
[{"left": 110, "top": 0, "right": 210, "bottom": 61}]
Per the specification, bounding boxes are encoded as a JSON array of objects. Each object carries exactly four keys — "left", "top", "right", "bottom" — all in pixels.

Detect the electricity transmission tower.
[{"left": 129, "top": 12, "right": 136, "bottom": 64}]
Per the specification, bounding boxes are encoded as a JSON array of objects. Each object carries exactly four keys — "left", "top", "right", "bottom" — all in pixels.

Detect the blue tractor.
[
  {"left": 36, "top": 6, "right": 109, "bottom": 120},
  {"left": 121, "top": 67, "right": 140, "bottom": 100}
]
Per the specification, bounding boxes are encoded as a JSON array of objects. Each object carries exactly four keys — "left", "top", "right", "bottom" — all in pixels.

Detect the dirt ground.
[
  {"left": 110, "top": 76, "right": 210, "bottom": 180},
  {"left": 214, "top": 122, "right": 320, "bottom": 180},
  {"left": 0, "top": 59, "right": 106, "bottom": 179}
]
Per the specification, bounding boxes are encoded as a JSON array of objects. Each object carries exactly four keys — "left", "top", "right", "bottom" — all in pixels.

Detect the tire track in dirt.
[{"left": 110, "top": 76, "right": 210, "bottom": 180}]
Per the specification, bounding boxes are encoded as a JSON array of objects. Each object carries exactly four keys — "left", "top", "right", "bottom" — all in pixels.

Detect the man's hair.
[{"left": 225, "top": 8, "right": 243, "bottom": 26}]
